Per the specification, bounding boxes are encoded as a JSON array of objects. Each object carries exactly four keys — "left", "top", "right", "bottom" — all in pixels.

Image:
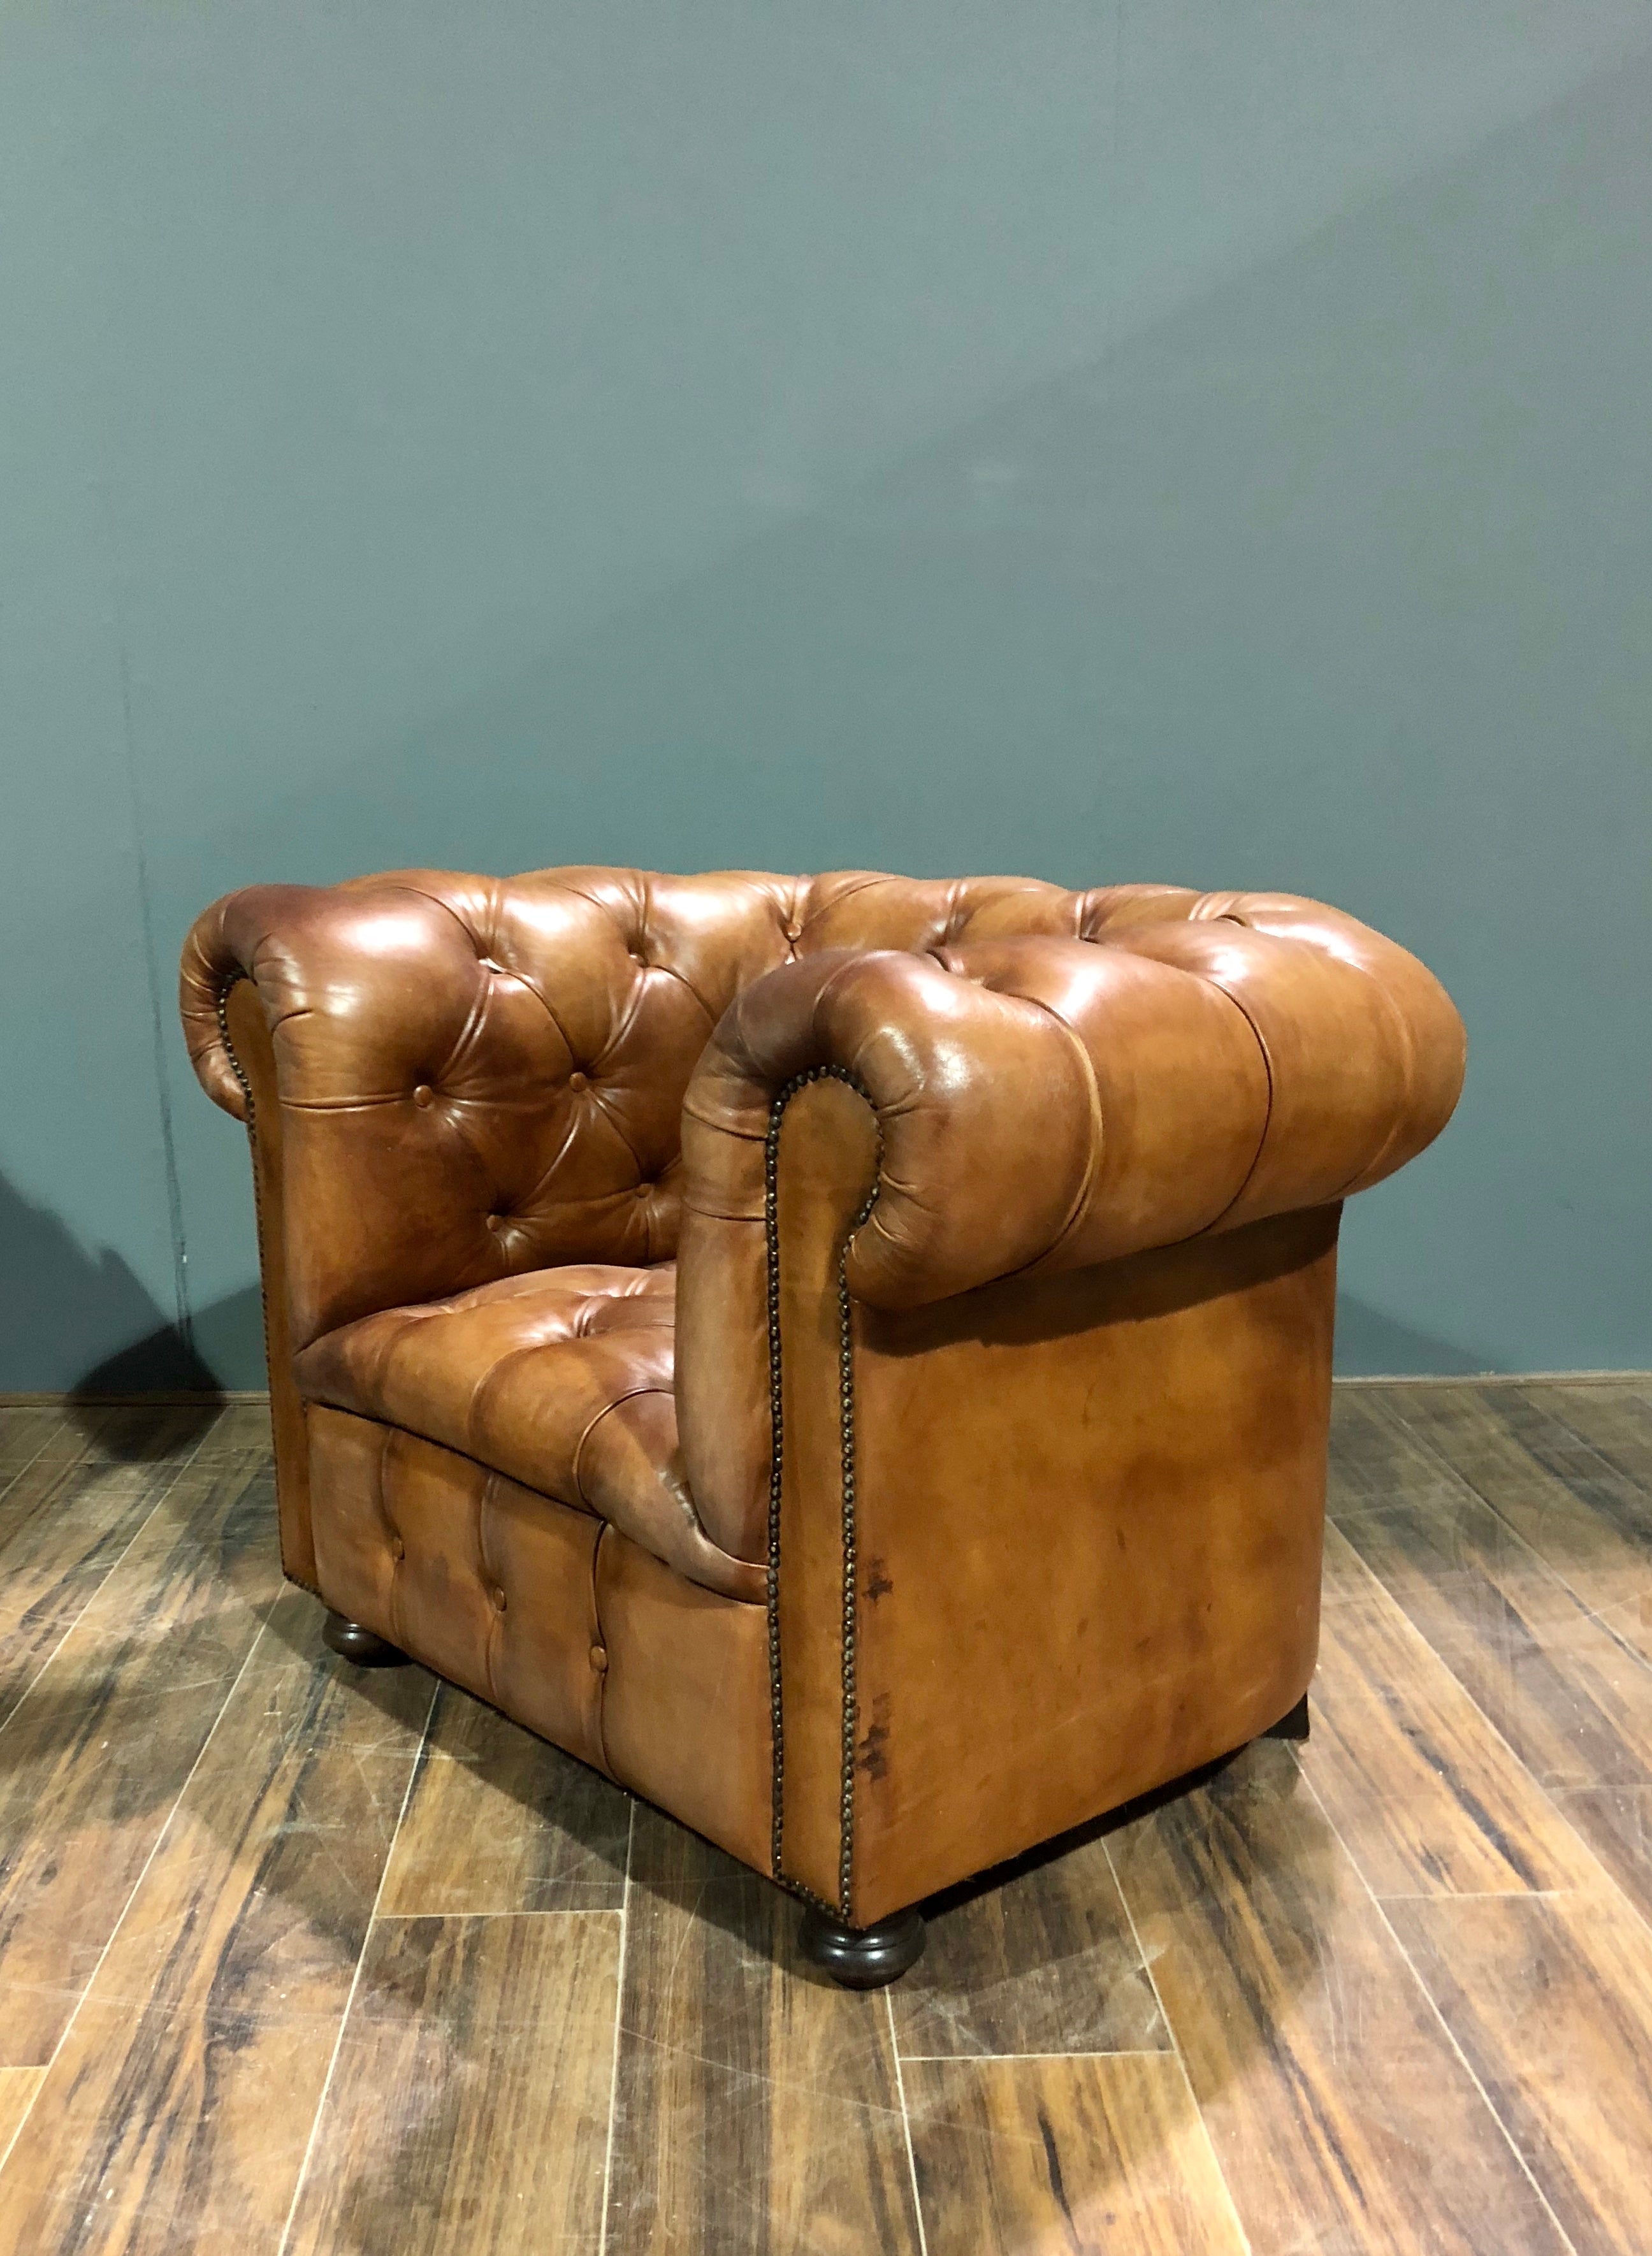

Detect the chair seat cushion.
[{"left": 293, "top": 1263, "right": 762, "bottom": 1602}]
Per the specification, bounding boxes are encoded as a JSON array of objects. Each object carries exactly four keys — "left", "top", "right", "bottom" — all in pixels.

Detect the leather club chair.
[{"left": 180, "top": 868, "right": 1464, "bottom": 1985}]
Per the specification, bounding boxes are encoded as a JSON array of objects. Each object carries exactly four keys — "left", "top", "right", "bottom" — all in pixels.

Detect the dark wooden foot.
[
  {"left": 322, "top": 1610, "right": 411, "bottom": 1668},
  {"left": 1262, "top": 1692, "right": 1310, "bottom": 1742},
  {"left": 797, "top": 1904, "right": 925, "bottom": 1989}
]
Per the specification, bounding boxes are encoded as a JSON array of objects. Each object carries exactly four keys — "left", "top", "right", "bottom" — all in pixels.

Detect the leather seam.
[
  {"left": 377, "top": 1424, "right": 404, "bottom": 1652},
  {"left": 467, "top": 1331, "right": 593, "bottom": 1452},
  {"left": 569, "top": 1383, "right": 669, "bottom": 1509},
  {"left": 1184, "top": 973, "right": 1278, "bottom": 1236},
  {"left": 1177, "top": 916, "right": 1403, "bottom": 1226},
  {"left": 593, "top": 958, "right": 654, "bottom": 1083},
  {"left": 647, "top": 956, "right": 719, "bottom": 1032},
  {"left": 590, "top": 1522, "right": 616, "bottom": 1776},
  {"left": 1322, "top": 959, "right": 1419, "bottom": 1197},
  {"left": 573, "top": 1384, "right": 751, "bottom": 1590},
  {"left": 477, "top": 1469, "right": 503, "bottom": 1710},
  {"left": 764, "top": 1064, "right": 881, "bottom": 1924},
  {"left": 434, "top": 965, "right": 495, "bottom": 1092},
  {"left": 492, "top": 957, "right": 583, "bottom": 1077},
  {"left": 305, "top": 1412, "right": 611, "bottom": 1525},
  {"left": 983, "top": 984, "right": 1106, "bottom": 1275}
]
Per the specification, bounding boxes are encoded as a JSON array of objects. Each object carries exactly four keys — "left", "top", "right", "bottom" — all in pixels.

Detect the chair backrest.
[
  {"left": 383, "top": 865, "right": 1215, "bottom": 1271},
  {"left": 181, "top": 864, "right": 1201, "bottom": 1343}
]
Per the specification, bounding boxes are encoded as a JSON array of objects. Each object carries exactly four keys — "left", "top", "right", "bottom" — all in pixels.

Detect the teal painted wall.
[{"left": 4, "top": 3, "right": 1649, "bottom": 1389}]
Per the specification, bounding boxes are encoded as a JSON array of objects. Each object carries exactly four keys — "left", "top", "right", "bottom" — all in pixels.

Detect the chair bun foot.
[
  {"left": 322, "top": 1610, "right": 412, "bottom": 1668},
  {"left": 797, "top": 1904, "right": 926, "bottom": 1988}
]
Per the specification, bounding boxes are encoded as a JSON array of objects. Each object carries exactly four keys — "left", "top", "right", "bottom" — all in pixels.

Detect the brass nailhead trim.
[
  {"left": 215, "top": 978, "right": 256, "bottom": 1117},
  {"left": 764, "top": 1064, "right": 881, "bottom": 1924}
]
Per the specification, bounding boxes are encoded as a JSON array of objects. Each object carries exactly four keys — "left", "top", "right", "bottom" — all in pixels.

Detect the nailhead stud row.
[{"left": 763, "top": 1064, "right": 882, "bottom": 1925}]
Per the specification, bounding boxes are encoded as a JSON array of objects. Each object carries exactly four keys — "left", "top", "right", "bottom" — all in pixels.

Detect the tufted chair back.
[{"left": 182, "top": 865, "right": 1186, "bottom": 1349}]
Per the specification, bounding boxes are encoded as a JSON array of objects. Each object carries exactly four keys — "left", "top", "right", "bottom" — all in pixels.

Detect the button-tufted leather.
[
  {"left": 294, "top": 1261, "right": 762, "bottom": 1603},
  {"left": 182, "top": 865, "right": 1465, "bottom": 1929}
]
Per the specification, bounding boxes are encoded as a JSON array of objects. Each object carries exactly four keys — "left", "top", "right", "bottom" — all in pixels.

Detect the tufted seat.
[
  {"left": 180, "top": 863, "right": 1465, "bottom": 1981},
  {"left": 293, "top": 1261, "right": 762, "bottom": 1602}
]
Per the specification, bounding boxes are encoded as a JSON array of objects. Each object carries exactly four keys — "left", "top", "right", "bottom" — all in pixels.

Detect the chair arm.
[
  {"left": 180, "top": 876, "right": 605, "bottom": 1348},
  {"left": 681, "top": 893, "right": 1465, "bottom": 1312}
]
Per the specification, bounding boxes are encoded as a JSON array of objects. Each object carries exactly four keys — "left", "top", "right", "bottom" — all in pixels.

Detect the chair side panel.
[
  {"left": 597, "top": 1530, "right": 774, "bottom": 1877},
  {"left": 844, "top": 1206, "right": 1340, "bottom": 1922}
]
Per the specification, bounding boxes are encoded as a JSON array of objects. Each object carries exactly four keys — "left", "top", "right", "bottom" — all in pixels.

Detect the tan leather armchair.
[{"left": 181, "top": 868, "right": 1464, "bottom": 1984}]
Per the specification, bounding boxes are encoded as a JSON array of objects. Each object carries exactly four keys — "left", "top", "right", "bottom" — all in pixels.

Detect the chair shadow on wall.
[
  {"left": 0, "top": 1171, "right": 232, "bottom": 1459},
  {"left": 1333, "top": 1296, "right": 1484, "bottom": 1378}
]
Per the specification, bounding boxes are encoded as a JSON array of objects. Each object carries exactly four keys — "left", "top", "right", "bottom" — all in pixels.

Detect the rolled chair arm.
[
  {"left": 676, "top": 885, "right": 1464, "bottom": 1566},
  {"left": 179, "top": 874, "right": 672, "bottom": 1349},
  {"left": 181, "top": 879, "right": 520, "bottom": 1349},
  {"left": 181, "top": 884, "right": 307, "bottom": 1125},
  {"left": 681, "top": 892, "right": 1465, "bottom": 1311},
  {"left": 179, "top": 878, "right": 517, "bottom": 1133}
]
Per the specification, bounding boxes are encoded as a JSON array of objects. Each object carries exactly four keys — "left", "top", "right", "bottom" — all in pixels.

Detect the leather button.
[
  {"left": 492, "top": 1585, "right": 508, "bottom": 1614},
  {"left": 590, "top": 1644, "right": 608, "bottom": 1674},
  {"left": 486, "top": 1213, "right": 503, "bottom": 1232},
  {"left": 412, "top": 1084, "right": 435, "bottom": 1108},
  {"left": 785, "top": 920, "right": 803, "bottom": 943},
  {"left": 569, "top": 1070, "right": 588, "bottom": 1092},
  {"left": 389, "top": 1534, "right": 405, "bottom": 1562},
  {"left": 635, "top": 1183, "right": 649, "bottom": 1201}
]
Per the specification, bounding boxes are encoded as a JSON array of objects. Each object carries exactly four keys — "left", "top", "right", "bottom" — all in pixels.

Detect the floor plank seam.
[
  {"left": 274, "top": 1668, "right": 442, "bottom": 2256},
  {"left": 1513, "top": 1389, "right": 1652, "bottom": 1661},
  {"left": 1101, "top": 1830, "right": 1256, "bottom": 2256},
  {"left": 1465, "top": 1498, "right": 1652, "bottom": 1682},
  {"left": 0, "top": 1425, "right": 61, "bottom": 1510},
  {"left": 1433, "top": 1708, "right": 1652, "bottom": 1957},
  {"left": 893, "top": 2047, "right": 1182, "bottom": 2062},
  {"left": 1334, "top": 1418, "right": 1652, "bottom": 1953},
  {"left": 1292, "top": 1755, "right": 1585, "bottom": 2256},
  {"left": 1536, "top": 1384, "right": 1652, "bottom": 1489},
  {"left": 1338, "top": 1372, "right": 1652, "bottom": 1389},
  {"left": 1376, "top": 1396, "right": 1652, "bottom": 1684},
  {"left": 0, "top": 2093, "right": 40, "bottom": 2185},
  {"left": 595, "top": 1796, "right": 635, "bottom": 2256},
  {"left": 1372, "top": 1888, "right": 1576, "bottom": 1902},
  {"left": 0, "top": 1596, "right": 278, "bottom": 2185},
  {"left": 372, "top": 1906, "right": 626, "bottom": 1920},
  {"left": 885, "top": 1988, "right": 932, "bottom": 2256},
  {"left": 0, "top": 1419, "right": 235, "bottom": 1744}
]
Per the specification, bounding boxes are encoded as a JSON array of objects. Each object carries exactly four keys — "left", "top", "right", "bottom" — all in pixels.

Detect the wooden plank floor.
[{"left": 0, "top": 1380, "right": 1650, "bottom": 2253}]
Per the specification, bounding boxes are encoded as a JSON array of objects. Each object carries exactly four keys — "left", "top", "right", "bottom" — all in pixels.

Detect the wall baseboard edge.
[
  {"left": 1335, "top": 1369, "right": 1651, "bottom": 1387},
  {"left": 3, "top": 1373, "right": 1648, "bottom": 1407},
  {"left": 0, "top": 1389, "right": 274, "bottom": 1406}
]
